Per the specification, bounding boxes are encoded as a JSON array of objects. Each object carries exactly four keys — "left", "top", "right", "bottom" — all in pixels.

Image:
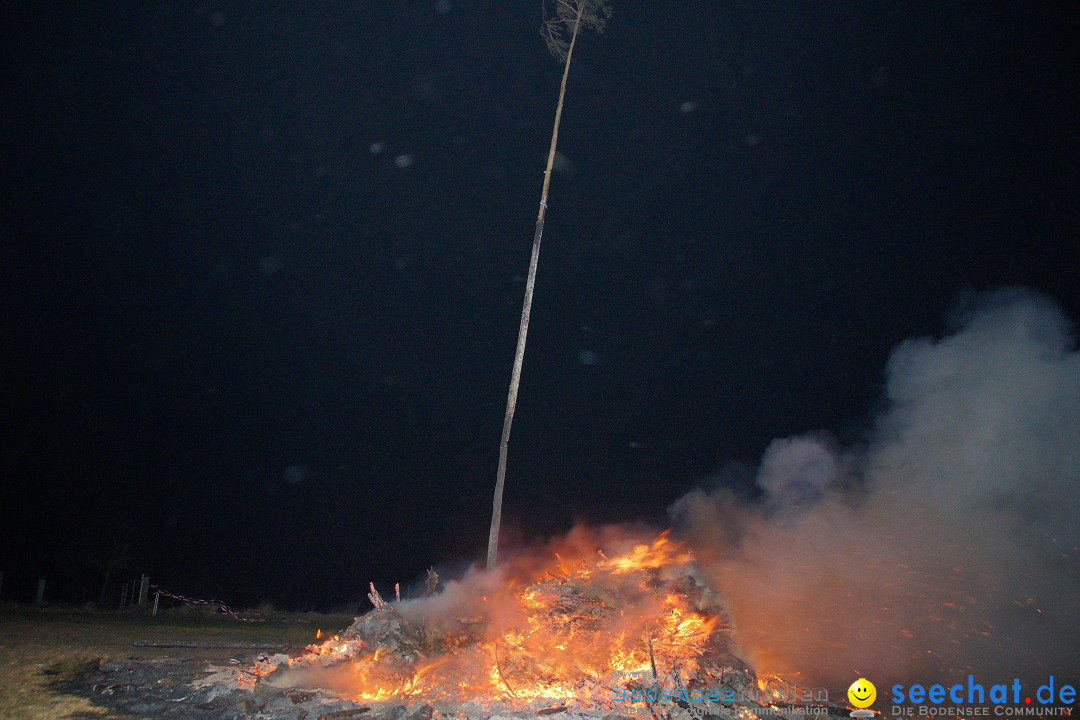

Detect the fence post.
[
  {"left": 36, "top": 578, "right": 46, "bottom": 605},
  {"left": 152, "top": 591, "right": 160, "bottom": 617},
  {"left": 138, "top": 575, "right": 150, "bottom": 606}
]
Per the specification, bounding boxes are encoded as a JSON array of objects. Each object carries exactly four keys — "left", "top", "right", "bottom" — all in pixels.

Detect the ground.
[{"left": 0, "top": 604, "right": 354, "bottom": 720}]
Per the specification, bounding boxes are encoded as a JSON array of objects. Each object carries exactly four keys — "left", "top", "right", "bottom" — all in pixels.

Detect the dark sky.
[{"left": 2, "top": 1, "right": 1077, "bottom": 609}]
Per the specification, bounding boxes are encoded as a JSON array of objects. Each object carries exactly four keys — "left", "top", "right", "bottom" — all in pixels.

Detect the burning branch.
[
  {"left": 367, "top": 582, "right": 386, "bottom": 610},
  {"left": 647, "top": 629, "right": 659, "bottom": 683},
  {"left": 492, "top": 641, "right": 518, "bottom": 698},
  {"left": 317, "top": 709, "right": 372, "bottom": 720}
]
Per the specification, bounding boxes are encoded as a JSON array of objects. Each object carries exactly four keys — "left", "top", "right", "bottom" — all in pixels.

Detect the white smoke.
[{"left": 672, "top": 288, "right": 1080, "bottom": 685}]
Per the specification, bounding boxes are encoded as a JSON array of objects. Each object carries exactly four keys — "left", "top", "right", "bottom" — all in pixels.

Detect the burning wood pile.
[
  {"left": 226, "top": 530, "right": 818, "bottom": 719},
  {"left": 72, "top": 530, "right": 843, "bottom": 720}
]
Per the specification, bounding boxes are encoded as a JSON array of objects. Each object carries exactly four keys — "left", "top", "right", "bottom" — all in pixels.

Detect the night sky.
[{"left": 2, "top": 2, "right": 1077, "bottom": 610}]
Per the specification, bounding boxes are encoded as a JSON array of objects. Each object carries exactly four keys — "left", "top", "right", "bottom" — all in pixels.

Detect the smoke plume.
[{"left": 671, "top": 288, "right": 1080, "bottom": 685}]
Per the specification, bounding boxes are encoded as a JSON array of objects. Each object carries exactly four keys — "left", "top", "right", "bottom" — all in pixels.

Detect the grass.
[{"left": 0, "top": 603, "right": 355, "bottom": 720}]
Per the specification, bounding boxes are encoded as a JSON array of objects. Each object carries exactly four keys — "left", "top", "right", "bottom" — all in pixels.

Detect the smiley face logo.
[{"left": 847, "top": 678, "right": 877, "bottom": 709}]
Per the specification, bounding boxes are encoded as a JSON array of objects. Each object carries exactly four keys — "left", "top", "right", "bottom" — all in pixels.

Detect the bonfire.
[
  {"left": 70, "top": 530, "right": 844, "bottom": 720},
  {"left": 240, "top": 530, "right": 818, "bottom": 720}
]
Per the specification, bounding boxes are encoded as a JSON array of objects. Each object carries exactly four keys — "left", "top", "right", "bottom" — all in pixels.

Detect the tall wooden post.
[
  {"left": 36, "top": 578, "right": 46, "bottom": 605},
  {"left": 138, "top": 575, "right": 150, "bottom": 606},
  {"left": 486, "top": 0, "right": 611, "bottom": 570}
]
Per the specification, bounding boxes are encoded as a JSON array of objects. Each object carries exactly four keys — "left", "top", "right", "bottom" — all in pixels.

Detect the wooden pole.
[
  {"left": 138, "top": 574, "right": 150, "bottom": 606},
  {"left": 36, "top": 578, "right": 45, "bottom": 605},
  {"left": 487, "top": 0, "right": 587, "bottom": 571},
  {"left": 152, "top": 590, "right": 160, "bottom": 617}
]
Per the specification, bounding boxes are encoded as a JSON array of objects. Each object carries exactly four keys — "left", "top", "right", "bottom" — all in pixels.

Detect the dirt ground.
[{"left": 0, "top": 604, "right": 353, "bottom": 720}]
